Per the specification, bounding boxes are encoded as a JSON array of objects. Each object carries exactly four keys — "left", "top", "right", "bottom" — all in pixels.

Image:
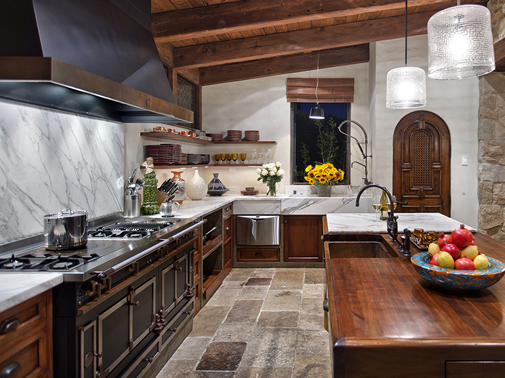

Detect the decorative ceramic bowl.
[{"left": 411, "top": 252, "right": 505, "bottom": 290}]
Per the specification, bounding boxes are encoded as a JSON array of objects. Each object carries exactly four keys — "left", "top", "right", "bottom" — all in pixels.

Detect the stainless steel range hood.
[{"left": 0, "top": 0, "right": 193, "bottom": 124}]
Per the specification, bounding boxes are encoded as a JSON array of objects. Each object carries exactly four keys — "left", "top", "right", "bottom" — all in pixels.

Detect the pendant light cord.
[
  {"left": 315, "top": 50, "right": 320, "bottom": 105},
  {"left": 404, "top": 0, "right": 408, "bottom": 66}
]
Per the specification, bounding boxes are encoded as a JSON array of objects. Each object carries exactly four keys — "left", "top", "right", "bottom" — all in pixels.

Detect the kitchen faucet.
[{"left": 355, "top": 184, "right": 410, "bottom": 257}]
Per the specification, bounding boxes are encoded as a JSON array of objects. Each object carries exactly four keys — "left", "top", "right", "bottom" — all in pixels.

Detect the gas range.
[{"left": 0, "top": 215, "right": 200, "bottom": 280}]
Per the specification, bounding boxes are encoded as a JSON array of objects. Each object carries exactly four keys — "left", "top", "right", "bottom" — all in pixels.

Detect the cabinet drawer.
[
  {"left": 203, "top": 234, "right": 222, "bottom": 258},
  {"left": 223, "top": 204, "right": 233, "bottom": 219},
  {"left": 224, "top": 217, "right": 232, "bottom": 242},
  {"left": 446, "top": 361, "right": 505, "bottom": 377},
  {"left": 0, "top": 291, "right": 49, "bottom": 344},
  {"left": 237, "top": 248, "right": 280, "bottom": 262}
]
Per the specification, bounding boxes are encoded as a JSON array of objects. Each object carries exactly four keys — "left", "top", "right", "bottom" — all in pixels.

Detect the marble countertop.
[
  {"left": 0, "top": 273, "right": 63, "bottom": 313},
  {"left": 325, "top": 212, "right": 475, "bottom": 233}
]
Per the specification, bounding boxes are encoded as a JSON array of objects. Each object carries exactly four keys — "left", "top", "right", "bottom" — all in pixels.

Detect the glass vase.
[
  {"left": 170, "top": 171, "right": 185, "bottom": 204},
  {"left": 266, "top": 179, "right": 277, "bottom": 197},
  {"left": 317, "top": 184, "right": 332, "bottom": 197}
]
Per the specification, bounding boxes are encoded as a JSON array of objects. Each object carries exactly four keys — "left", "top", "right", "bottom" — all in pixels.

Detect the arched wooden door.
[{"left": 393, "top": 111, "right": 451, "bottom": 216}]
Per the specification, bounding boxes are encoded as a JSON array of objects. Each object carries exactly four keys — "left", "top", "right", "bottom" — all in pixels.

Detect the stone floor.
[{"left": 157, "top": 268, "right": 331, "bottom": 377}]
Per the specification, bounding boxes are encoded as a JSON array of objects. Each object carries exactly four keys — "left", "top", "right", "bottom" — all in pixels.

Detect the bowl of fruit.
[{"left": 411, "top": 225, "right": 505, "bottom": 290}]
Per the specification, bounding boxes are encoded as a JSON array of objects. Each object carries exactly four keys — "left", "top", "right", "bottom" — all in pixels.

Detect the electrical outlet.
[
  {"left": 229, "top": 186, "right": 237, "bottom": 191},
  {"left": 462, "top": 155, "right": 468, "bottom": 166}
]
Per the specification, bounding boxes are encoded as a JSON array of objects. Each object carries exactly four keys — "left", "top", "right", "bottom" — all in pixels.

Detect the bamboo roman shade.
[{"left": 286, "top": 78, "right": 354, "bottom": 103}]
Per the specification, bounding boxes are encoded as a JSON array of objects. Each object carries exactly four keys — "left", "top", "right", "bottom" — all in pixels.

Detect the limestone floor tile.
[
  {"left": 262, "top": 290, "right": 302, "bottom": 311},
  {"left": 295, "top": 330, "right": 330, "bottom": 356},
  {"left": 224, "top": 269, "right": 254, "bottom": 281},
  {"left": 219, "top": 279, "right": 246, "bottom": 289},
  {"left": 156, "top": 359, "right": 198, "bottom": 377},
  {"left": 189, "top": 371, "right": 235, "bottom": 377},
  {"left": 245, "top": 277, "right": 272, "bottom": 286},
  {"left": 250, "top": 270, "right": 276, "bottom": 278},
  {"left": 234, "top": 367, "right": 293, "bottom": 378},
  {"left": 205, "top": 288, "right": 241, "bottom": 307},
  {"left": 293, "top": 355, "right": 332, "bottom": 377},
  {"left": 190, "top": 306, "right": 231, "bottom": 337},
  {"left": 170, "top": 337, "right": 212, "bottom": 361},
  {"left": 239, "top": 286, "right": 269, "bottom": 300},
  {"left": 213, "top": 323, "right": 255, "bottom": 343},
  {"left": 270, "top": 270, "right": 305, "bottom": 290},
  {"left": 196, "top": 341, "right": 247, "bottom": 371},
  {"left": 302, "top": 283, "right": 325, "bottom": 298},
  {"left": 224, "top": 300, "right": 263, "bottom": 324},
  {"left": 299, "top": 298, "right": 325, "bottom": 331},
  {"left": 240, "top": 327, "right": 298, "bottom": 368},
  {"left": 257, "top": 311, "right": 299, "bottom": 328},
  {"left": 304, "top": 268, "right": 326, "bottom": 284}
]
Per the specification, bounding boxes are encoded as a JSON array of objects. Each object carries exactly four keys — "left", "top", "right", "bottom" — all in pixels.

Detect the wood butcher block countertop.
[{"left": 324, "top": 228, "right": 505, "bottom": 378}]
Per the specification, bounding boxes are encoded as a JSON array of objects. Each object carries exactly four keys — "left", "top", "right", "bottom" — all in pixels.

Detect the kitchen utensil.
[
  {"left": 204, "top": 226, "right": 217, "bottom": 242},
  {"left": 124, "top": 194, "right": 141, "bottom": 218},
  {"left": 160, "top": 201, "right": 180, "bottom": 217},
  {"left": 411, "top": 252, "right": 505, "bottom": 290},
  {"left": 135, "top": 178, "right": 145, "bottom": 187},
  {"left": 44, "top": 209, "right": 88, "bottom": 250}
]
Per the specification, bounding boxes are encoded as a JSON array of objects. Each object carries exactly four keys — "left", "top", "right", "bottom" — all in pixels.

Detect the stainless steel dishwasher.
[{"left": 236, "top": 215, "right": 280, "bottom": 246}]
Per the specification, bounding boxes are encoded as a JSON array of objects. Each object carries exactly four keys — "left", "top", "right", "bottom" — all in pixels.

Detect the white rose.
[
  {"left": 262, "top": 169, "right": 268, "bottom": 176},
  {"left": 276, "top": 162, "right": 281, "bottom": 168},
  {"left": 263, "top": 163, "right": 268, "bottom": 168},
  {"left": 269, "top": 171, "right": 276, "bottom": 176},
  {"left": 278, "top": 169, "right": 285, "bottom": 176},
  {"left": 256, "top": 168, "right": 262, "bottom": 175}
]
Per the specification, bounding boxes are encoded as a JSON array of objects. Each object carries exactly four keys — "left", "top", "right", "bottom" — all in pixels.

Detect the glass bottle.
[{"left": 380, "top": 191, "right": 388, "bottom": 221}]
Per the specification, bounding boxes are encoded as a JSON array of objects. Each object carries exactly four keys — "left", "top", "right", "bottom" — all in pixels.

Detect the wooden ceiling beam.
[
  {"left": 174, "top": 10, "right": 437, "bottom": 68},
  {"left": 494, "top": 38, "right": 505, "bottom": 72},
  {"left": 152, "top": 0, "right": 452, "bottom": 43},
  {"left": 199, "top": 44, "right": 369, "bottom": 86}
]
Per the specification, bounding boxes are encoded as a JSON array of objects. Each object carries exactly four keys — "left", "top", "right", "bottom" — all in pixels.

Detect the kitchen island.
[{"left": 324, "top": 213, "right": 505, "bottom": 377}]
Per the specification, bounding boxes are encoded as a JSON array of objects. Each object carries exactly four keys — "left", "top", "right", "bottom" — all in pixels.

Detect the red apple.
[
  {"left": 429, "top": 252, "right": 440, "bottom": 266},
  {"left": 454, "top": 257, "right": 476, "bottom": 270},
  {"left": 438, "top": 232, "right": 453, "bottom": 249},
  {"left": 451, "top": 225, "right": 474, "bottom": 249},
  {"left": 441, "top": 243, "right": 461, "bottom": 260}
]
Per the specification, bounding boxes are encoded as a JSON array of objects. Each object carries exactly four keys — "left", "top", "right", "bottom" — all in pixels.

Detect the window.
[{"left": 291, "top": 102, "right": 350, "bottom": 184}]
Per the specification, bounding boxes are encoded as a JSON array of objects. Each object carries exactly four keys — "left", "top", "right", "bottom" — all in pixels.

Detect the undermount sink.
[{"left": 324, "top": 234, "right": 398, "bottom": 258}]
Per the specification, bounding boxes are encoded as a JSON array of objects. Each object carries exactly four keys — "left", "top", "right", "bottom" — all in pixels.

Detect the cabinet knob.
[
  {"left": 0, "top": 317, "right": 20, "bottom": 335},
  {"left": 255, "top": 252, "right": 262, "bottom": 257},
  {"left": 226, "top": 227, "right": 230, "bottom": 231},
  {"left": 0, "top": 362, "right": 21, "bottom": 378}
]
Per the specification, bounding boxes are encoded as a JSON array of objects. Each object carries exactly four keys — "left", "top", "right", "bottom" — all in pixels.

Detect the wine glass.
[
  {"left": 372, "top": 195, "right": 382, "bottom": 222},
  {"left": 232, "top": 153, "right": 238, "bottom": 164},
  {"left": 226, "top": 153, "right": 232, "bottom": 164},
  {"left": 214, "top": 153, "right": 221, "bottom": 164},
  {"left": 219, "top": 153, "right": 226, "bottom": 164},
  {"left": 240, "top": 153, "right": 247, "bottom": 164},
  {"left": 251, "top": 149, "right": 257, "bottom": 164}
]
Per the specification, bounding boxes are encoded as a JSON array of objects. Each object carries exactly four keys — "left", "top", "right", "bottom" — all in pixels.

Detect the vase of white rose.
[{"left": 257, "top": 162, "right": 284, "bottom": 196}]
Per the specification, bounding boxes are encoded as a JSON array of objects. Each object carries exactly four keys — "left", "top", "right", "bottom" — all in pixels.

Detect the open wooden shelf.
[
  {"left": 140, "top": 132, "right": 277, "bottom": 145},
  {"left": 202, "top": 271, "right": 221, "bottom": 299}
]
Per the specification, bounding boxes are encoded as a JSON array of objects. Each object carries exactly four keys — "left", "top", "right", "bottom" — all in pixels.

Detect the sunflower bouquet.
[{"left": 304, "top": 163, "right": 344, "bottom": 186}]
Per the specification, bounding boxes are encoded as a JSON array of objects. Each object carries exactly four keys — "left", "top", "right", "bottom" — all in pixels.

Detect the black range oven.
[{"left": 0, "top": 216, "right": 203, "bottom": 378}]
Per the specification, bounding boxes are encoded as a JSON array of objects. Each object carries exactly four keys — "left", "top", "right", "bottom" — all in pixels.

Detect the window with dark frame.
[{"left": 291, "top": 102, "right": 350, "bottom": 184}]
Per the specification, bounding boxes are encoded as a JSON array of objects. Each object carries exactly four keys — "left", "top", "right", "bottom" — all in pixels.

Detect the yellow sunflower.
[
  {"left": 308, "top": 178, "right": 315, "bottom": 185},
  {"left": 305, "top": 165, "right": 313, "bottom": 172}
]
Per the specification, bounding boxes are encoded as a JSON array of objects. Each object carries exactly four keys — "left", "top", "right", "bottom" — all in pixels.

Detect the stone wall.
[{"left": 478, "top": 1, "right": 505, "bottom": 241}]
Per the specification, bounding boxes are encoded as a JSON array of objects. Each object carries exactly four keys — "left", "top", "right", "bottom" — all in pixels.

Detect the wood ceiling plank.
[
  {"left": 174, "top": 10, "right": 436, "bottom": 68},
  {"left": 152, "top": 0, "right": 177, "bottom": 13},
  {"left": 199, "top": 45, "right": 369, "bottom": 85},
  {"left": 152, "top": 0, "right": 452, "bottom": 43}
]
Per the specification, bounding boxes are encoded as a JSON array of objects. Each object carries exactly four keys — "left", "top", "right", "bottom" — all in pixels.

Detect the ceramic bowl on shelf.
[{"left": 411, "top": 252, "right": 505, "bottom": 290}]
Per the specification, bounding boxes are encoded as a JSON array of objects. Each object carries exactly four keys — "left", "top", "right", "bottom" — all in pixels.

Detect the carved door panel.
[{"left": 393, "top": 111, "right": 451, "bottom": 216}]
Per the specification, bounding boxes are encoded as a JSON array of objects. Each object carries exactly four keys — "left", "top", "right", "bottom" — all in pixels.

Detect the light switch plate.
[
  {"left": 286, "top": 185, "right": 310, "bottom": 196},
  {"left": 462, "top": 155, "right": 468, "bottom": 166}
]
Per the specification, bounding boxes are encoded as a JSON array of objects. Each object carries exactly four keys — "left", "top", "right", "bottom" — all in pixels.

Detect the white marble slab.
[
  {"left": 0, "top": 273, "right": 63, "bottom": 313},
  {"left": 282, "top": 196, "right": 372, "bottom": 215},
  {"left": 326, "top": 213, "right": 475, "bottom": 234}
]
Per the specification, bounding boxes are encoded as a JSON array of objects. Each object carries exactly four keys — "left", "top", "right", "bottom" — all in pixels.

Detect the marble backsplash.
[{"left": 0, "top": 100, "right": 124, "bottom": 245}]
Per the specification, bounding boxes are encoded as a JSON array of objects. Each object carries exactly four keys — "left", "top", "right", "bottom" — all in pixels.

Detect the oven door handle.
[{"left": 94, "top": 220, "right": 204, "bottom": 280}]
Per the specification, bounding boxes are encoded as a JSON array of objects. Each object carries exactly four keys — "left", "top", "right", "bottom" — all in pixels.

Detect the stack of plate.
[
  {"left": 180, "top": 153, "right": 187, "bottom": 165},
  {"left": 145, "top": 144, "right": 182, "bottom": 165},
  {"left": 207, "top": 133, "right": 223, "bottom": 142},
  {"left": 244, "top": 130, "right": 260, "bottom": 141},
  {"left": 227, "top": 130, "right": 242, "bottom": 141},
  {"left": 187, "top": 154, "right": 201, "bottom": 164}
]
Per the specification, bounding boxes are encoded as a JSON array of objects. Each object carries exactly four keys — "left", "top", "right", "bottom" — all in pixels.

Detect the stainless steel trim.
[
  {"left": 176, "top": 254, "right": 188, "bottom": 305},
  {"left": 131, "top": 277, "right": 157, "bottom": 350},
  {"left": 159, "top": 299, "right": 194, "bottom": 344},
  {"left": 98, "top": 297, "right": 130, "bottom": 375},
  {"left": 163, "top": 220, "right": 205, "bottom": 243},
  {"left": 121, "top": 336, "right": 160, "bottom": 378},
  {"left": 80, "top": 320, "right": 97, "bottom": 378}
]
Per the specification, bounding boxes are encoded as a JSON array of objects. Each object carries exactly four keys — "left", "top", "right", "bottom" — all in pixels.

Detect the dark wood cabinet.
[
  {"left": 237, "top": 248, "right": 280, "bottom": 262},
  {"left": 0, "top": 290, "right": 53, "bottom": 378},
  {"left": 283, "top": 215, "right": 323, "bottom": 262}
]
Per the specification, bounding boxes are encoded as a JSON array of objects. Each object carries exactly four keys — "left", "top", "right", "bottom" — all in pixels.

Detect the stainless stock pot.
[{"left": 44, "top": 209, "right": 88, "bottom": 250}]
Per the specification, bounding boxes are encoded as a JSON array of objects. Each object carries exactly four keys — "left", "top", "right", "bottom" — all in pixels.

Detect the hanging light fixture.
[
  {"left": 427, "top": 1, "right": 494, "bottom": 80},
  {"left": 309, "top": 51, "right": 325, "bottom": 119},
  {"left": 386, "top": 0, "right": 427, "bottom": 109}
]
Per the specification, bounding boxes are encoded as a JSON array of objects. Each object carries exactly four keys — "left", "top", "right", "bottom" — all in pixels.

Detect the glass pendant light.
[
  {"left": 310, "top": 51, "right": 325, "bottom": 119},
  {"left": 428, "top": 1, "right": 494, "bottom": 80},
  {"left": 386, "top": 0, "right": 427, "bottom": 109}
]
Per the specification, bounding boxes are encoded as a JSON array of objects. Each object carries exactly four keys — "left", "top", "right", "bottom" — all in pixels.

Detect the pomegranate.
[
  {"left": 451, "top": 225, "right": 474, "bottom": 249},
  {"left": 428, "top": 252, "right": 440, "bottom": 266},
  {"left": 441, "top": 243, "right": 461, "bottom": 260},
  {"left": 438, "top": 232, "right": 453, "bottom": 249},
  {"left": 454, "top": 257, "right": 476, "bottom": 270}
]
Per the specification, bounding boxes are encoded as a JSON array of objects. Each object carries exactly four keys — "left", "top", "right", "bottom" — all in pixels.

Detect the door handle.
[
  {"left": 0, "top": 362, "right": 21, "bottom": 378},
  {"left": 0, "top": 317, "right": 20, "bottom": 335}
]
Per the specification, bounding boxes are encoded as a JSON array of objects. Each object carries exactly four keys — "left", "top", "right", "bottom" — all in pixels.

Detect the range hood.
[{"left": 0, "top": 0, "right": 193, "bottom": 124}]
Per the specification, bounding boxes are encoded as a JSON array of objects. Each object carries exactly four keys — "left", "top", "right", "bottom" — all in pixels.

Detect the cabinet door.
[
  {"left": 80, "top": 320, "right": 97, "bottom": 378},
  {"left": 284, "top": 215, "right": 323, "bottom": 262},
  {"left": 131, "top": 277, "right": 157, "bottom": 350}
]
